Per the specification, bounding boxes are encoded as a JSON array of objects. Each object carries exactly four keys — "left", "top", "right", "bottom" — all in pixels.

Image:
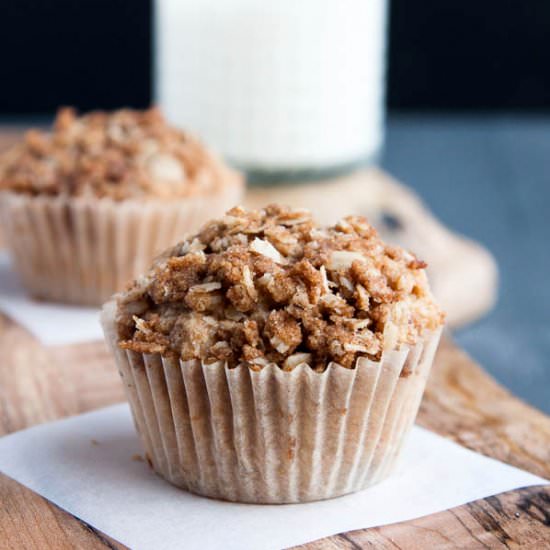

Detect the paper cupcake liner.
[
  {"left": 0, "top": 182, "right": 242, "bottom": 305},
  {"left": 102, "top": 302, "right": 442, "bottom": 503}
]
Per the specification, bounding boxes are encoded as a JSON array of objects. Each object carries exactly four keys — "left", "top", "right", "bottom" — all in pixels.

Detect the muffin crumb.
[
  {"left": 116, "top": 205, "right": 444, "bottom": 369},
  {"left": 0, "top": 107, "right": 240, "bottom": 200}
]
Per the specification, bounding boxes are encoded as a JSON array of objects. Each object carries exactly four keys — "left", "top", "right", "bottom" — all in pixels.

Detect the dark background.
[{"left": 1, "top": 0, "right": 550, "bottom": 115}]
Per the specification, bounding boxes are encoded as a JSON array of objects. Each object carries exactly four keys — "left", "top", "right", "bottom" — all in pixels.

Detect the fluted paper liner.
[
  {"left": 102, "top": 301, "right": 442, "bottom": 503},
  {"left": 0, "top": 182, "right": 242, "bottom": 305}
]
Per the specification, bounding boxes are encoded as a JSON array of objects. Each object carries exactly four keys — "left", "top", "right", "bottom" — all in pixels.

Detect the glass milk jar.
[{"left": 155, "top": 0, "right": 388, "bottom": 176}]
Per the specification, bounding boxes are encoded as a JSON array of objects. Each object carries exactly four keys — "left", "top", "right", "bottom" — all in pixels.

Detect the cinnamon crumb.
[
  {"left": 115, "top": 205, "right": 445, "bottom": 370},
  {"left": 0, "top": 107, "right": 241, "bottom": 200}
]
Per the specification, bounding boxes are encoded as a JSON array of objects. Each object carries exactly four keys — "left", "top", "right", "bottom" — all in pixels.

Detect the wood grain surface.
[
  {"left": 0, "top": 312, "right": 548, "bottom": 549},
  {"left": 0, "top": 127, "right": 548, "bottom": 548}
]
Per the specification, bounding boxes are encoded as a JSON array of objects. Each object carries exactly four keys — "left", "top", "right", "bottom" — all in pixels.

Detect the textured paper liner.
[
  {"left": 0, "top": 181, "right": 242, "bottom": 305},
  {"left": 102, "top": 301, "right": 442, "bottom": 504}
]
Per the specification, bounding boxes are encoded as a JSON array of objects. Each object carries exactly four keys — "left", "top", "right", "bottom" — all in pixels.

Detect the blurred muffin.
[
  {"left": 102, "top": 204, "right": 444, "bottom": 503},
  {"left": 0, "top": 107, "right": 243, "bottom": 305}
]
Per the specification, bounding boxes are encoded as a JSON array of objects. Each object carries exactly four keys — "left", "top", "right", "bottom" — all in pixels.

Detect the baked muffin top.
[
  {"left": 115, "top": 205, "right": 444, "bottom": 371},
  {"left": 0, "top": 107, "right": 241, "bottom": 200}
]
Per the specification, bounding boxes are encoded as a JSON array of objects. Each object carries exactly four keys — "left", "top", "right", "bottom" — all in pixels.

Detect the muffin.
[
  {"left": 102, "top": 204, "right": 444, "bottom": 503},
  {"left": 0, "top": 107, "right": 243, "bottom": 305}
]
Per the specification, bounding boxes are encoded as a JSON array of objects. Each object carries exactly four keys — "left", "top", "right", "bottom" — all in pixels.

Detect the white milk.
[{"left": 155, "top": 0, "right": 388, "bottom": 172}]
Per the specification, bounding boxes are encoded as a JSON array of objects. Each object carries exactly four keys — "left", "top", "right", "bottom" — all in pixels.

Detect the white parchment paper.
[
  {"left": 0, "top": 404, "right": 546, "bottom": 550},
  {"left": 0, "top": 253, "right": 102, "bottom": 345}
]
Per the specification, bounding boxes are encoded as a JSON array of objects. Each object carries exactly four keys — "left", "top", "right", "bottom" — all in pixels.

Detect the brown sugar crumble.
[
  {"left": 0, "top": 107, "right": 240, "bottom": 200},
  {"left": 115, "top": 205, "right": 445, "bottom": 371}
]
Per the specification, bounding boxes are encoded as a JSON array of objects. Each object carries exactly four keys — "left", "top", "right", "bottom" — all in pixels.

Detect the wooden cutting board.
[
  {"left": 245, "top": 168, "right": 498, "bottom": 329},
  {"left": 0, "top": 129, "right": 548, "bottom": 548},
  {"left": 0, "top": 127, "right": 498, "bottom": 328}
]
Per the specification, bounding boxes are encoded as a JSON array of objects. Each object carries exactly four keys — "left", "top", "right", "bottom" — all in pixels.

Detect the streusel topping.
[
  {"left": 0, "top": 107, "right": 241, "bottom": 200},
  {"left": 116, "top": 205, "right": 444, "bottom": 370}
]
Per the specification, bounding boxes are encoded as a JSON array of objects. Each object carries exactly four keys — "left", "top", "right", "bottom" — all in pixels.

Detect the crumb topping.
[
  {"left": 0, "top": 107, "right": 241, "bottom": 200},
  {"left": 115, "top": 205, "right": 444, "bottom": 370}
]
